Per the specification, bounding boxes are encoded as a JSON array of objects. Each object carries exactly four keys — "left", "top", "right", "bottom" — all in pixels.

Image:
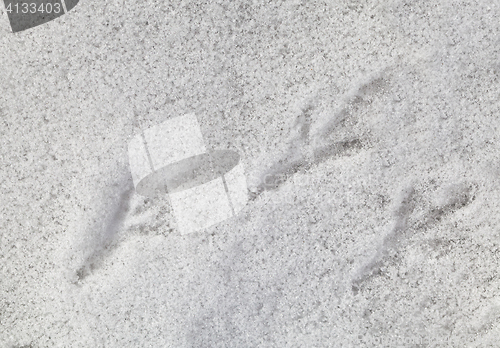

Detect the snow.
[{"left": 1, "top": 0, "right": 499, "bottom": 347}]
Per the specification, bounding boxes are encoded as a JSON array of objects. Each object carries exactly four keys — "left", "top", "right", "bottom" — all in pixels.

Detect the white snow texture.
[{"left": 0, "top": 0, "right": 499, "bottom": 347}]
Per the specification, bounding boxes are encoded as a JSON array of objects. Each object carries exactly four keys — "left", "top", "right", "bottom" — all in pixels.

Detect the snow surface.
[{"left": 0, "top": 0, "right": 499, "bottom": 347}]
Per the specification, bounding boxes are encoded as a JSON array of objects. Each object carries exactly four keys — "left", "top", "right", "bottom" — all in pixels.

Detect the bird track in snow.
[{"left": 249, "top": 71, "right": 390, "bottom": 199}]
